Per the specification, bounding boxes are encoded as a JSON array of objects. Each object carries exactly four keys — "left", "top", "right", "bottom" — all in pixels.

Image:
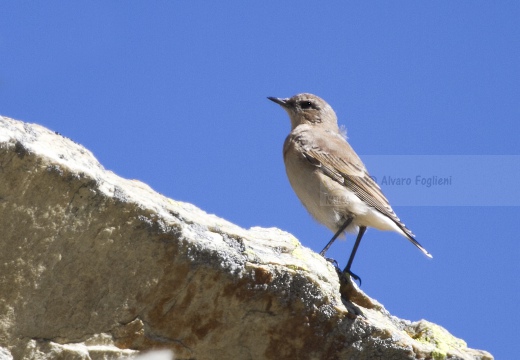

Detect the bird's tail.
[
  {"left": 405, "top": 233, "right": 433, "bottom": 258},
  {"left": 395, "top": 221, "right": 433, "bottom": 258}
]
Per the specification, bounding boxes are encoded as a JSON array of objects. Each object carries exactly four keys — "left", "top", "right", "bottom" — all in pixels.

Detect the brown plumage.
[{"left": 269, "top": 93, "right": 431, "bottom": 281}]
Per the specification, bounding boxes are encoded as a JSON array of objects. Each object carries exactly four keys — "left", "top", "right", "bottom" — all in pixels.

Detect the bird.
[{"left": 268, "top": 93, "right": 432, "bottom": 283}]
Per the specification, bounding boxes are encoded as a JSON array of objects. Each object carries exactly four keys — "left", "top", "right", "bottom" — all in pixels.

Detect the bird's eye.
[{"left": 300, "top": 101, "right": 313, "bottom": 109}]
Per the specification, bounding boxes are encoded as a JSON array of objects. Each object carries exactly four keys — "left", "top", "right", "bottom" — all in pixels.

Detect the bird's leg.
[
  {"left": 343, "top": 226, "right": 367, "bottom": 285},
  {"left": 319, "top": 217, "right": 353, "bottom": 256}
]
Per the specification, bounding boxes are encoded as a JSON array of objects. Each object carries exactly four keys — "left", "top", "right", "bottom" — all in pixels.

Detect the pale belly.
[{"left": 284, "top": 151, "right": 404, "bottom": 237}]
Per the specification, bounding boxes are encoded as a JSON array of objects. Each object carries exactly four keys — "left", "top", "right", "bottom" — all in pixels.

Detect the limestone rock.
[{"left": 0, "top": 116, "right": 493, "bottom": 360}]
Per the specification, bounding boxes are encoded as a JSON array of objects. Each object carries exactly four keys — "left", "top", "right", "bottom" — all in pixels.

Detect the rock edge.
[{"left": 0, "top": 116, "right": 493, "bottom": 360}]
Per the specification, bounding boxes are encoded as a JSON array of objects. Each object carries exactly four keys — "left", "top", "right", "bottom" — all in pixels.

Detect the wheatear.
[{"left": 268, "top": 93, "right": 431, "bottom": 283}]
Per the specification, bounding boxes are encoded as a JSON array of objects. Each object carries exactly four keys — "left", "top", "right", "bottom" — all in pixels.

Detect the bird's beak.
[{"left": 267, "top": 97, "right": 288, "bottom": 108}]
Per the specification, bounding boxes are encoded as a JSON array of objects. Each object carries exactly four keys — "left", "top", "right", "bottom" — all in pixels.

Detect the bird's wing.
[{"left": 302, "top": 131, "right": 416, "bottom": 239}]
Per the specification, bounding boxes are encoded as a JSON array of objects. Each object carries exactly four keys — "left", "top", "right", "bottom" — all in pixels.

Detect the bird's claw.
[
  {"left": 343, "top": 269, "right": 362, "bottom": 286},
  {"left": 324, "top": 257, "right": 340, "bottom": 269}
]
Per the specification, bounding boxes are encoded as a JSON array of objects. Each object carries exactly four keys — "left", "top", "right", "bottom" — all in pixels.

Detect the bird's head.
[{"left": 268, "top": 93, "right": 339, "bottom": 131}]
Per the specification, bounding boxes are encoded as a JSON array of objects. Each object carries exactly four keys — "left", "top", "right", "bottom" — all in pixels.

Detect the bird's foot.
[
  {"left": 324, "top": 257, "right": 341, "bottom": 272},
  {"left": 324, "top": 257, "right": 339, "bottom": 267},
  {"left": 343, "top": 268, "right": 362, "bottom": 286}
]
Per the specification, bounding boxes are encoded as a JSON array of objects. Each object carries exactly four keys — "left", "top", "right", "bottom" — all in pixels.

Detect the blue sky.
[{"left": 2, "top": 2, "right": 518, "bottom": 358}]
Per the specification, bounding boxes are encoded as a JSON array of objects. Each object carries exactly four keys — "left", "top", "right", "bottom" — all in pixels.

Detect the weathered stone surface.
[{"left": 0, "top": 116, "right": 493, "bottom": 360}]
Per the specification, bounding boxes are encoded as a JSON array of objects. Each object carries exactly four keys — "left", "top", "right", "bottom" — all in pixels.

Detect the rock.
[{"left": 0, "top": 116, "right": 493, "bottom": 360}]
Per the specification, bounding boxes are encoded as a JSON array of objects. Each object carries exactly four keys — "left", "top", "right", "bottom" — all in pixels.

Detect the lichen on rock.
[{"left": 0, "top": 116, "right": 493, "bottom": 360}]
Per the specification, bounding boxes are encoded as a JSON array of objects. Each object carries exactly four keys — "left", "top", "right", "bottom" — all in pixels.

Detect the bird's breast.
[
  {"left": 283, "top": 134, "right": 392, "bottom": 234},
  {"left": 283, "top": 138, "right": 348, "bottom": 231}
]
